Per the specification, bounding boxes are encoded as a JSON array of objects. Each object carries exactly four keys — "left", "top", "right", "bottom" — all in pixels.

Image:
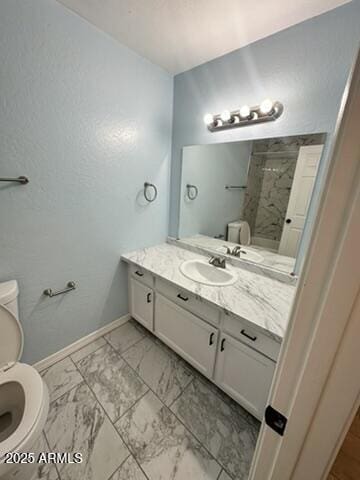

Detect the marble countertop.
[{"left": 122, "top": 243, "right": 297, "bottom": 343}]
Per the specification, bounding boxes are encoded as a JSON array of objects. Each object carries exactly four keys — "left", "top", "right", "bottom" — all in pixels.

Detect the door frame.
[{"left": 249, "top": 48, "right": 360, "bottom": 480}]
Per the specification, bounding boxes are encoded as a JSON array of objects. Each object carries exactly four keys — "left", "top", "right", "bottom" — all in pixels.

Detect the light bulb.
[
  {"left": 220, "top": 110, "right": 231, "bottom": 122},
  {"left": 203, "top": 113, "right": 214, "bottom": 125},
  {"left": 260, "top": 99, "right": 274, "bottom": 115},
  {"left": 239, "top": 105, "right": 250, "bottom": 118}
]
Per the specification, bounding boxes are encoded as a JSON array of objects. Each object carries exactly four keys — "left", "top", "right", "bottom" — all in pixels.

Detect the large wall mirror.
[{"left": 177, "top": 133, "right": 327, "bottom": 276}]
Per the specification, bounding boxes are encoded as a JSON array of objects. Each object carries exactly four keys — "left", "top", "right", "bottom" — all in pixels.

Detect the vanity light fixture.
[
  {"left": 220, "top": 110, "right": 231, "bottom": 122},
  {"left": 260, "top": 98, "right": 275, "bottom": 114},
  {"left": 203, "top": 113, "right": 214, "bottom": 125},
  {"left": 239, "top": 105, "right": 251, "bottom": 119},
  {"left": 204, "top": 99, "right": 283, "bottom": 132}
]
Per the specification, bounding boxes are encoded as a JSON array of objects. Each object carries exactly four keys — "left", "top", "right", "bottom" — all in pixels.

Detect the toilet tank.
[
  {"left": 0, "top": 280, "right": 19, "bottom": 319},
  {"left": 227, "top": 221, "right": 241, "bottom": 243}
]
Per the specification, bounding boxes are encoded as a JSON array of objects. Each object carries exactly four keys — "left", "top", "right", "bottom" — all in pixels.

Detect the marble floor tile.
[
  {"left": 104, "top": 319, "right": 147, "bottom": 354},
  {"left": 218, "top": 470, "right": 233, "bottom": 480},
  {"left": 76, "top": 344, "right": 148, "bottom": 422},
  {"left": 193, "top": 372, "right": 260, "bottom": 426},
  {"left": 115, "top": 390, "right": 221, "bottom": 480},
  {"left": 31, "top": 461, "right": 59, "bottom": 480},
  {"left": 70, "top": 337, "right": 107, "bottom": 363},
  {"left": 41, "top": 357, "right": 83, "bottom": 403},
  {"left": 110, "top": 455, "right": 147, "bottom": 480},
  {"left": 45, "top": 382, "right": 129, "bottom": 480},
  {"left": 122, "top": 336, "right": 193, "bottom": 406},
  {"left": 30, "top": 433, "right": 59, "bottom": 480},
  {"left": 171, "top": 378, "right": 260, "bottom": 479}
]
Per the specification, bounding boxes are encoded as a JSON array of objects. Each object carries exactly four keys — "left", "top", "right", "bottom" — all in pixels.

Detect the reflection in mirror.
[{"left": 178, "top": 134, "right": 326, "bottom": 276}]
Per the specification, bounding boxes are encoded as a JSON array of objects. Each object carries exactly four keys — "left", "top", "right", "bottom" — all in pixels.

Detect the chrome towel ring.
[
  {"left": 225, "top": 185, "right": 247, "bottom": 190},
  {"left": 186, "top": 184, "right": 198, "bottom": 200},
  {"left": 144, "top": 182, "right": 157, "bottom": 203}
]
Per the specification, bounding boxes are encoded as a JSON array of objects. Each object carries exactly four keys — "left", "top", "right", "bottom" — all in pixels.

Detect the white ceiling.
[{"left": 57, "top": 0, "right": 350, "bottom": 74}]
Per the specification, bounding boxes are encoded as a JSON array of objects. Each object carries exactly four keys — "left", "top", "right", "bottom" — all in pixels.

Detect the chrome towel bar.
[
  {"left": 225, "top": 185, "right": 247, "bottom": 190},
  {"left": 43, "top": 281, "right": 76, "bottom": 297},
  {"left": 0, "top": 176, "right": 29, "bottom": 184}
]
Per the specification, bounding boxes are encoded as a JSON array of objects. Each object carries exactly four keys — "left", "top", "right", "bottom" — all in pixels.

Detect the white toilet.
[
  {"left": 0, "top": 281, "right": 49, "bottom": 480},
  {"left": 227, "top": 220, "right": 251, "bottom": 245}
]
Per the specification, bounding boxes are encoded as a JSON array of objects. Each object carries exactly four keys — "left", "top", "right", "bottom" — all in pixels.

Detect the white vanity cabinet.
[
  {"left": 214, "top": 333, "right": 276, "bottom": 419},
  {"left": 130, "top": 278, "right": 154, "bottom": 331},
  {"left": 155, "top": 293, "right": 218, "bottom": 378},
  {"left": 127, "top": 263, "right": 279, "bottom": 420}
]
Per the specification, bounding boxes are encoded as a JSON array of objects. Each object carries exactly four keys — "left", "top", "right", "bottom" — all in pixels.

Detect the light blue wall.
[
  {"left": 1, "top": 1, "right": 359, "bottom": 363},
  {"left": 179, "top": 142, "right": 252, "bottom": 238},
  {"left": 170, "top": 2, "right": 360, "bottom": 271},
  {"left": 0, "top": 0, "right": 173, "bottom": 363}
]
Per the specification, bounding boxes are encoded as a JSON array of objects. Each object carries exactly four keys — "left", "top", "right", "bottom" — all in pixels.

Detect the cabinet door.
[
  {"left": 130, "top": 278, "right": 154, "bottom": 331},
  {"left": 155, "top": 294, "right": 218, "bottom": 378},
  {"left": 215, "top": 333, "right": 275, "bottom": 420}
]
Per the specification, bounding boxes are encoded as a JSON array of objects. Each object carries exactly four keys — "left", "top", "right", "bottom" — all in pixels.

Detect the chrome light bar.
[{"left": 204, "top": 100, "right": 283, "bottom": 132}]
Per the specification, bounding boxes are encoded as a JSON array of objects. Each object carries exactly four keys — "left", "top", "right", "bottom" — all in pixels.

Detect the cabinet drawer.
[
  {"left": 156, "top": 278, "right": 220, "bottom": 326},
  {"left": 222, "top": 313, "right": 280, "bottom": 361},
  {"left": 129, "top": 264, "right": 153, "bottom": 288}
]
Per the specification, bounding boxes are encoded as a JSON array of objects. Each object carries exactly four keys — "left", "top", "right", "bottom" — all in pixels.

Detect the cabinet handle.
[
  {"left": 147, "top": 292, "right": 152, "bottom": 303},
  {"left": 135, "top": 270, "right": 144, "bottom": 277},
  {"left": 177, "top": 293, "right": 189, "bottom": 302},
  {"left": 241, "top": 329, "right": 257, "bottom": 342},
  {"left": 220, "top": 338, "right": 226, "bottom": 352},
  {"left": 209, "top": 332, "right": 215, "bottom": 346}
]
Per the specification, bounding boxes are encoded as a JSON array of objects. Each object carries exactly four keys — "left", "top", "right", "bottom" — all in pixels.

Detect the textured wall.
[
  {"left": 170, "top": 2, "right": 360, "bottom": 271},
  {"left": 0, "top": 0, "right": 173, "bottom": 363},
  {"left": 179, "top": 142, "right": 251, "bottom": 239}
]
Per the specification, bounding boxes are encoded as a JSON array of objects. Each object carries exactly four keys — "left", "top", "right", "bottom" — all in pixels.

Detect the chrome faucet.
[
  {"left": 222, "top": 245, "right": 245, "bottom": 258},
  {"left": 231, "top": 246, "right": 242, "bottom": 257},
  {"left": 209, "top": 255, "right": 226, "bottom": 269},
  {"left": 222, "top": 245, "right": 232, "bottom": 254}
]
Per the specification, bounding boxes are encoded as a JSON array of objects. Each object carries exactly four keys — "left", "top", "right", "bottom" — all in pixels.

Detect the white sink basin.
[
  {"left": 179, "top": 259, "right": 237, "bottom": 286},
  {"left": 216, "top": 245, "right": 264, "bottom": 264}
]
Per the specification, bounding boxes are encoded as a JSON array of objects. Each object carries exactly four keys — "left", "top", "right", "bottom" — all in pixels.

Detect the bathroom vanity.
[{"left": 122, "top": 243, "right": 296, "bottom": 420}]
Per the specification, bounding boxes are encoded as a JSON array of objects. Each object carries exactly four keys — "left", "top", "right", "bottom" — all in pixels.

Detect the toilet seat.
[
  {"left": 227, "top": 220, "right": 251, "bottom": 245},
  {"left": 239, "top": 221, "right": 251, "bottom": 246},
  {"left": 0, "top": 282, "right": 49, "bottom": 480},
  {"left": 0, "top": 363, "right": 45, "bottom": 459},
  {"left": 0, "top": 304, "right": 23, "bottom": 368}
]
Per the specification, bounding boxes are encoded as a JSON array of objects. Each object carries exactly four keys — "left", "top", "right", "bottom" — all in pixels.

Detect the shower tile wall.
[
  {"left": 242, "top": 134, "right": 325, "bottom": 248},
  {"left": 243, "top": 153, "right": 297, "bottom": 246}
]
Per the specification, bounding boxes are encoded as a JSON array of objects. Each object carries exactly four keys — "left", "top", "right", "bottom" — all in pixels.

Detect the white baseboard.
[{"left": 33, "top": 313, "right": 131, "bottom": 372}]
